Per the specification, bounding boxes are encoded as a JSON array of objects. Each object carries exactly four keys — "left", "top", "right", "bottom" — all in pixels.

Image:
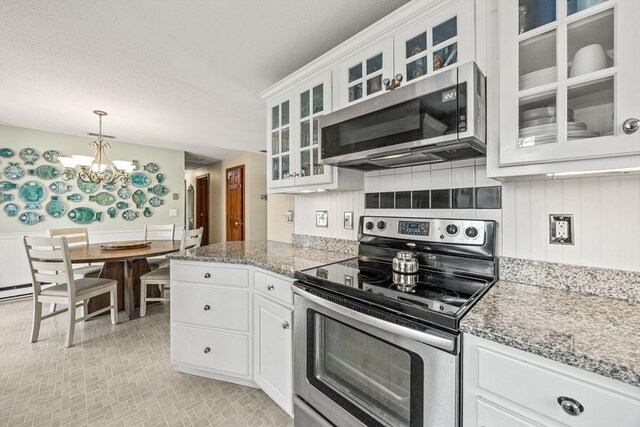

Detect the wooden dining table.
[{"left": 69, "top": 240, "right": 181, "bottom": 320}]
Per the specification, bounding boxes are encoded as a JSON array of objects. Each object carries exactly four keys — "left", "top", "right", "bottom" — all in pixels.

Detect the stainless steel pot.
[{"left": 392, "top": 251, "right": 419, "bottom": 274}]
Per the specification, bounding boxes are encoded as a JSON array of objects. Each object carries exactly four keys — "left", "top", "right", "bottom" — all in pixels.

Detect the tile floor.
[{"left": 0, "top": 298, "right": 293, "bottom": 427}]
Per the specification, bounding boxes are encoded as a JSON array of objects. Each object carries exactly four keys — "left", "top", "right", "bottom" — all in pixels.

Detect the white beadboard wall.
[
  {"left": 0, "top": 227, "right": 185, "bottom": 290},
  {"left": 502, "top": 174, "right": 640, "bottom": 272},
  {"left": 294, "top": 191, "right": 364, "bottom": 240}
]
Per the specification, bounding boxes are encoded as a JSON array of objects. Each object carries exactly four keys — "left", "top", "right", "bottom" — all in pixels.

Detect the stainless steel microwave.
[{"left": 321, "top": 62, "right": 486, "bottom": 170}]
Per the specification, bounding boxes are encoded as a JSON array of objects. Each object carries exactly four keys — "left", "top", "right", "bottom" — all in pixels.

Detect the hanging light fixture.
[{"left": 59, "top": 110, "right": 134, "bottom": 184}]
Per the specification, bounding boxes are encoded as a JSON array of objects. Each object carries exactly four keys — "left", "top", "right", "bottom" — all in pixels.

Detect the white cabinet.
[
  {"left": 463, "top": 333, "right": 640, "bottom": 427},
  {"left": 491, "top": 0, "right": 640, "bottom": 177},
  {"left": 253, "top": 294, "right": 293, "bottom": 416}
]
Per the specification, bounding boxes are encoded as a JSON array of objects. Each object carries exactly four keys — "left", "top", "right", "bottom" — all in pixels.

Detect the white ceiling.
[{"left": 0, "top": 0, "right": 409, "bottom": 163}]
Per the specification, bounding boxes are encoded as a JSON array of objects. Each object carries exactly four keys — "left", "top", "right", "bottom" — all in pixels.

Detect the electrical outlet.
[
  {"left": 316, "top": 210, "right": 328, "bottom": 228},
  {"left": 549, "top": 214, "right": 574, "bottom": 245},
  {"left": 344, "top": 211, "right": 354, "bottom": 229},
  {"left": 286, "top": 209, "right": 294, "bottom": 223}
]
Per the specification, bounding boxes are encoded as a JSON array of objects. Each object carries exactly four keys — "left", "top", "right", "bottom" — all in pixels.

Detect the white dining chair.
[
  {"left": 24, "top": 236, "right": 118, "bottom": 347},
  {"left": 48, "top": 227, "right": 102, "bottom": 278},
  {"left": 140, "top": 227, "right": 203, "bottom": 317},
  {"left": 144, "top": 224, "right": 176, "bottom": 269}
]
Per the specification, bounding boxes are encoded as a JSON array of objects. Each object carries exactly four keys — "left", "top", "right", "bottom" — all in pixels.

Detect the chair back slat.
[
  {"left": 145, "top": 224, "right": 175, "bottom": 241},
  {"left": 48, "top": 227, "right": 90, "bottom": 247},
  {"left": 24, "top": 236, "right": 75, "bottom": 297},
  {"left": 181, "top": 227, "right": 204, "bottom": 250}
]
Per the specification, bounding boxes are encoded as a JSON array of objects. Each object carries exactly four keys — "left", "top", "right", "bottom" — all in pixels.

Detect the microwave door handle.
[{"left": 293, "top": 286, "right": 455, "bottom": 352}]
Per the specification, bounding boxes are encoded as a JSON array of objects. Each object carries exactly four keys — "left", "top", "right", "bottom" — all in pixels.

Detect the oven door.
[{"left": 293, "top": 286, "right": 459, "bottom": 427}]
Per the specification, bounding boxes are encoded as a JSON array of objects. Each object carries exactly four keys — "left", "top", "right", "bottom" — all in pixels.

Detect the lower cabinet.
[
  {"left": 463, "top": 333, "right": 640, "bottom": 427},
  {"left": 254, "top": 294, "right": 293, "bottom": 416}
]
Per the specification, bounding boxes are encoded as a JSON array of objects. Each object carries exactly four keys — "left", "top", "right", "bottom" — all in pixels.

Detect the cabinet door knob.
[
  {"left": 267, "top": 284, "right": 275, "bottom": 291},
  {"left": 204, "top": 273, "right": 211, "bottom": 279},
  {"left": 204, "top": 347, "right": 211, "bottom": 354},
  {"left": 203, "top": 304, "right": 211, "bottom": 311},
  {"left": 282, "top": 321, "right": 290, "bottom": 329},
  {"left": 623, "top": 118, "right": 640, "bottom": 134},
  {"left": 557, "top": 396, "right": 584, "bottom": 416}
]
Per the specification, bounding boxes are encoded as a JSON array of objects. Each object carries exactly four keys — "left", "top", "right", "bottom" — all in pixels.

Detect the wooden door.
[
  {"left": 226, "top": 165, "right": 245, "bottom": 241},
  {"left": 195, "top": 174, "right": 209, "bottom": 246}
]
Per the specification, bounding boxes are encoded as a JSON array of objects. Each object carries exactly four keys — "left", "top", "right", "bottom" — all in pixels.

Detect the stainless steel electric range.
[{"left": 292, "top": 216, "right": 497, "bottom": 427}]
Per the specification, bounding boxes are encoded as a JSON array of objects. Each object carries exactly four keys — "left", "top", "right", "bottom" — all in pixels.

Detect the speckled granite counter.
[
  {"left": 461, "top": 279, "right": 640, "bottom": 387},
  {"left": 168, "top": 240, "right": 355, "bottom": 278}
]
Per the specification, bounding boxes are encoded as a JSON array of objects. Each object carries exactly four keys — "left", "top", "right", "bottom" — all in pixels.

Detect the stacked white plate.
[{"left": 519, "top": 66, "right": 557, "bottom": 90}]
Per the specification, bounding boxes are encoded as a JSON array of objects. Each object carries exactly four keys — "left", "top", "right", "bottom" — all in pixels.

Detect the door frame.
[
  {"left": 225, "top": 164, "right": 245, "bottom": 241},
  {"left": 195, "top": 174, "right": 210, "bottom": 246}
]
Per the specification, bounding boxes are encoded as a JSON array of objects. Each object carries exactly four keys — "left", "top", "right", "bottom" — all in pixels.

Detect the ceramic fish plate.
[
  {"left": 132, "top": 189, "right": 146, "bottom": 208},
  {"left": 149, "top": 196, "right": 164, "bottom": 207},
  {"left": 0, "top": 192, "right": 13, "bottom": 203},
  {"left": 148, "top": 184, "right": 169, "bottom": 197},
  {"left": 3, "top": 163, "right": 24, "bottom": 180},
  {"left": 89, "top": 192, "right": 116, "bottom": 206},
  {"left": 77, "top": 178, "right": 99, "bottom": 194},
  {"left": 118, "top": 186, "right": 132, "bottom": 199},
  {"left": 19, "top": 148, "right": 39, "bottom": 165},
  {"left": 43, "top": 150, "right": 61, "bottom": 163},
  {"left": 116, "top": 201, "right": 129, "bottom": 210},
  {"left": 143, "top": 163, "right": 159, "bottom": 173},
  {"left": 143, "top": 207, "right": 152, "bottom": 217},
  {"left": 45, "top": 196, "right": 66, "bottom": 218},
  {"left": 3, "top": 203, "right": 18, "bottom": 217},
  {"left": 0, "top": 148, "right": 15, "bottom": 158},
  {"left": 107, "top": 207, "right": 117, "bottom": 218},
  {"left": 68, "top": 207, "right": 103, "bottom": 224},
  {"left": 19, "top": 211, "right": 44, "bottom": 225},
  {"left": 0, "top": 181, "right": 17, "bottom": 191},
  {"left": 130, "top": 172, "right": 151, "bottom": 188},
  {"left": 49, "top": 181, "right": 72, "bottom": 194},
  {"left": 28, "top": 165, "right": 60, "bottom": 180},
  {"left": 121, "top": 209, "right": 139, "bottom": 221},
  {"left": 67, "top": 193, "right": 83, "bottom": 202},
  {"left": 19, "top": 181, "right": 46, "bottom": 209}
]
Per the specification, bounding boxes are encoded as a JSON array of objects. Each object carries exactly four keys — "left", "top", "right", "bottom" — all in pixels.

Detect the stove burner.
[{"left": 358, "top": 266, "right": 390, "bottom": 286}]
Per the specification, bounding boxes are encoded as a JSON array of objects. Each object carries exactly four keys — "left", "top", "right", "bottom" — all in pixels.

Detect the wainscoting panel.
[{"left": 294, "top": 191, "right": 364, "bottom": 240}]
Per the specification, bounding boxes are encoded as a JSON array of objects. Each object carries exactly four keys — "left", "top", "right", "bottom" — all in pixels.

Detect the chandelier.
[{"left": 59, "top": 110, "right": 134, "bottom": 185}]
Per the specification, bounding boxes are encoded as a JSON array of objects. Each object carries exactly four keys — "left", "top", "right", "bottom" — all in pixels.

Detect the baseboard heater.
[{"left": 0, "top": 283, "right": 32, "bottom": 301}]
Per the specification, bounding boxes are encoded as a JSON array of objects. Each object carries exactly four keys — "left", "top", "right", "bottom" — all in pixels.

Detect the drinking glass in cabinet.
[
  {"left": 271, "top": 105, "right": 279, "bottom": 129},
  {"left": 349, "top": 64, "right": 362, "bottom": 83},
  {"left": 313, "top": 148, "right": 324, "bottom": 175},
  {"left": 272, "top": 158, "right": 280, "bottom": 181},
  {"left": 518, "top": 91, "right": 559, "bottom": 147},
  {"left": 567, "top": 0, "right": 608, "bottom": 15},
  {"left": 366, "top": 53, "right": 383, "bottom": 75},
  {"left": 433, "top": 43, "right": 457, "bottom": 71},
  {"left": 349, "top": 83, "right": 363, "bottom": 102},
  {"left": 300, "top": 90, "right": 310, "bottom": 119},
  {"left": 312, "top": 119, "right": 319, "bottom": 145},
  {"left": 281, "top": 101, "right": 289, "bottom": 126},
  {"left": 282, "top": 128, "right": 290, "bottom": 152},
  {"left": 282, "top": 155, "right": 290, "bottom": 178},
  {"left": 301, "top": 120, "right": 310, "bottom": 147},
  {"left": 405, "top": 32, "right": 427, "bottom": 58},
  {"left": 567, "top": 76, "right": 613, "bottom": 139},
  {"left": 518, "top": 0, "right": 556, "bottom": 34},
  {"left": 433, "top": 16, "right": 457, "bottom": 46},
  {"left": 407, "top": 57, "right": 426, "bottom": 81},
  {"left": 312, "top": 84, "right": 323, "bottom": 114},
  {"left": 567, "top": 8, "right": 613, "bottom": 78},
  {"left": 271, "top": 132, "right": 280, "bottom": 154},
  {"left": 519, "top": 31, "right": 556, "bottom": 90},
  {"left": 300, "top": 150, "right": 310, "bottom": 177}
]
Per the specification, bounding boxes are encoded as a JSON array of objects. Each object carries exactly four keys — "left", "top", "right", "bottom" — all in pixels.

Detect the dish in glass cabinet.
[{"left": 520, "top": 107, "right": 575, "bottom": 122}]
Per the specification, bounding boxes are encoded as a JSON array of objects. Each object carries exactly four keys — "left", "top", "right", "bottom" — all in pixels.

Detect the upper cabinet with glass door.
[
  {"left": 267, "top": 96, "right": 292, "bottom": 189},
  {"left": 498, "top": 0, "right": 640, "bottom": 169},
  {"left": 393, "top": 1, "right": 474, "bottom": 86}
]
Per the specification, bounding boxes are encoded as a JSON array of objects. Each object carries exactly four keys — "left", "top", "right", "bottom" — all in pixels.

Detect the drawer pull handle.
[
  {"left": 204, "top": 347, "right": 211, "bottom": 354},
  {"left": 204, "top": 305, "right": 211, "bottom": 311},
  {"left": 557, "top": 396, "right": 584, "bottom": 416},
  {"left": 267, "top": 284, "right": 275, "bottom": 291},
  {"left": 204, "top": 273, "right": 211, "bottom": 279},
  {"left": 282, "top": 321, "right": 290, "bottom": 329}
]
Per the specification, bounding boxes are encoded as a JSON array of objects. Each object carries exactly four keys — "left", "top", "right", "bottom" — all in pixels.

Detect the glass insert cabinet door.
[
  {"left": 268, "top": 97, "right": 292, "bottom": 188},
  {"left": 499, "top": 0, "right": 640, "bottom": 166}
]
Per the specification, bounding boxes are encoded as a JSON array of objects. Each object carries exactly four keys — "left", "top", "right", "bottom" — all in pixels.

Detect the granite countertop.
[
  {"left": 168, "top": 240, "right": 355, "bottom": 278},
  {"left": 461, "top": 279, "right": 640, "bottom": 387}
]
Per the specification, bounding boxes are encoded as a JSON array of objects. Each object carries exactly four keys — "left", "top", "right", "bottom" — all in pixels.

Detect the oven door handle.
[{"left": 293, "top": 286, "right": 456, "bottom": 352}]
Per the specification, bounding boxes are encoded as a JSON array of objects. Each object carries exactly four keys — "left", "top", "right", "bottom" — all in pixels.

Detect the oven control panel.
[{"left": 362, "top": 216, "right": 488, "bottom": 245}]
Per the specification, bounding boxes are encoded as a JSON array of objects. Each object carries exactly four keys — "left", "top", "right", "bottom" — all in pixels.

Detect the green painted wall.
[{"left": 0, "top": 125, "right": 185, "bottom": 233}]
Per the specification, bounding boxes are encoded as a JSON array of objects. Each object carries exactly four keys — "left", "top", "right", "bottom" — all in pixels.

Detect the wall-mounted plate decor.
[
  {"left": 49, "top": 181, "right": 71, "bottom": 194},
  {"left": 103, "top": 183, "right": 117, "bottom": 191},
  {"left": 77, "top": 178, "right": 99, "bottom": 194},
  {"left": 28, "top": 165, "right": 60, "bottom": 180},
  {"left": 143, "top": 207, "right": 152, "bottom": 217},
  {"left": 132, "top": 189, "right": 146, "bottom": 208},
  {"left": 149, "top": 196, "right": 164, "bottom": 207},
  {"left": 0, "top": 148, "right": 15, "bottom": 158},
  {"left": 3, "top": 163, "right": 24, "bottom": 180},
  {"left": 68, "top": 207, "right": 102, "bottom": 224},
  {"left": 19, "top": 181, "right": 46, "bottom": 209},
  {"left": 45, "top": 196, "right": 66, "bottom": 218},
  {"left": 0, "top": 192, "right": 13, "bottom": 203},
  {"left": 143, "top": 163, "right": 159, "bottom": 173},
  {"left": 19, "top": 211, "right": 44, "bottom": 225},
  {"left": 156, "top": 173, "right": 165, "bottom": 183},
  {"left": 19, "top": 148, "right": 39, "bottom": 165},
  {"left": 67, "top": 193, "right": 83, "bottom": 202},
  {"left": 116, "top": 201, "right": 129, "bottom": 210},
  {"left": 89, "top": 192, "right": 116, "bottom": 206},
  {"left": 148, "top": 184, "right": 169, "bottom": 197},
  {"left": 121, "top": 209, "right": 139, "bottom": 221},
  {"left": 0, "top": 181, "right": 17, "bottom": 191},
  {"left": 3, "top": 203, "right": 18, "bottom": 216},
  {"left": 117, "top": 186, "right": 132, "bottom": 199},
  {"left": 43, "top": 150, "right": 61, "bottom": 163},
  {"left": 130, "top": 172, "right": 151, "bottom": 187},
  {"left": 132, "top": 160, "right": 141, "bottom": 171},
  {"left": 107, "top": 207, "right": 117, "bottom": 218}
]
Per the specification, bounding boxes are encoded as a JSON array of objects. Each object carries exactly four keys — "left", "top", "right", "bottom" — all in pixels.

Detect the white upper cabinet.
[
  {"left": 267, "top": 94, "right": 292, "bottom": 189},
  {"left": 496, "top": 0, "right": 640, "bottom": 173}
]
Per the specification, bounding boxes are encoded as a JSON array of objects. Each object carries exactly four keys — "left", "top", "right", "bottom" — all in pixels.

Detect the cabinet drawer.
[
  {"left": 171, "top": 324, "right": 250, "bottom": 377},
  {"left": 172, "top": 284, "right": 249, "bottom": 331},
  {"left": 171, "top": 262, "right": 249, "bottom": 287},
  {"left": 476, "top": 397, "right": 541, "bottom": 427},
  {"left": 477, "top": 347, "right": 640, "bottom": 426},
  {"left": 254, "top": 270, "right": 293, "bottom": 305}
]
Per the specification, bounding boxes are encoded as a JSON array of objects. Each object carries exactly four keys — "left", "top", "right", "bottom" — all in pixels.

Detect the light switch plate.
[
  {"left": 169, "top": 209, "right": 178, "bottom": 217},
  {"left": 316, "top": 210, "right": 328, "bottom": 228},
  {"left": 344, "top": 211, "right": 354, "bottom": 229},
  {"left": 172, "top": 193, "right": 179, "bottom": 200},
  {"left": 286, "top": 209, "right": 294, "bottom": 223},
  {"left": 549, "top": 214, "right": 574, "bottom": 245}
]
